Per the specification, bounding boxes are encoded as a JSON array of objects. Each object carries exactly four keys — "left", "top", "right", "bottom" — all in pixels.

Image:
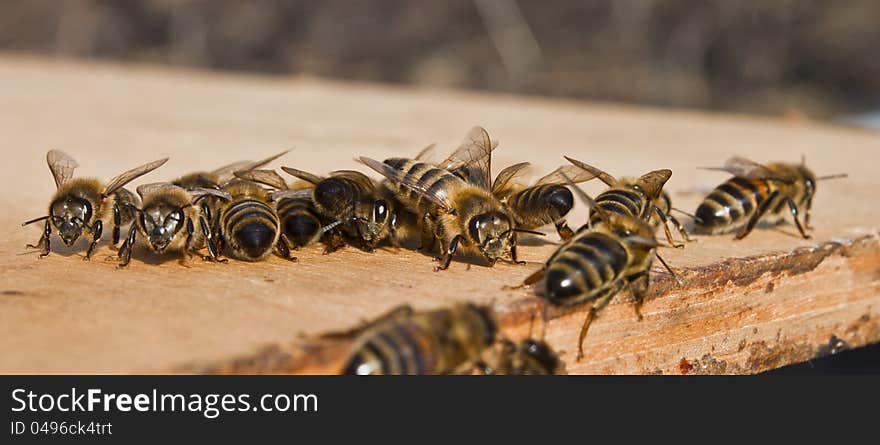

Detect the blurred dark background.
[{"left": 2, "top": 0, "right": 880, "bottom": 121}]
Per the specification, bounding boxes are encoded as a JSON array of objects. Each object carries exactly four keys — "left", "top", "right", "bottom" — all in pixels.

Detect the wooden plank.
[{"left": 0, "top": 55, "right": 877, "bottom": 374}]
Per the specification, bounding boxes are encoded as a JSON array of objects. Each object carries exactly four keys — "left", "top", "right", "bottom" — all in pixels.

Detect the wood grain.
[{"left": 0, "top": 55, "right": 877, "bottom": 374}]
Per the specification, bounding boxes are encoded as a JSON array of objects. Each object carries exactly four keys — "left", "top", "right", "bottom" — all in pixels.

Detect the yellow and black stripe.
[
  {"left": 221, "top": 198, "right": 279, "bottom": 261},
  {"left": 695, "top": 177, "right": 770, "bottom": 232},
  {"left": 343, "top": 322, "right": 438, "bottom": 375},
  {"left": 588, "top": 188, "right": 650, "bottom": 227},
  {"left": 384, "top": 158, "right": 465, "bottom": 213},
  {"left": 276, "top": 196, "right": 323, "bottom": 248},
  {"left": 506, "top": 184, "right": 573, "bottom": 227},
  {"left": 541, "top": 231, "right": 629, "bottom": 306}
]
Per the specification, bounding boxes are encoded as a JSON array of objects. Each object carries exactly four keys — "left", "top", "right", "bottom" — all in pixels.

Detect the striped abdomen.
[
  {"left": 313, "top": 177, "right": 369, "bottom": 220},
  {"left": 588, "top": 188, "right": 649, "bottom": 227},
  {"left": 695, "top": 177, "right": 770, "bottom": 233},
  {"left": 540, "top": 232, "right": 629, "bottom": 306},
  {"left": 383, "top": 158, "right": 467, "bottom": 215},
  {"left": 343, "top": 321, "right": 440, "bottom": 375},
  {"left": 276, "top": 197, "right": 323, "bottom": 248},
  {"left": 506, "top": 184, "right": 573, "bottom": 229},
  {"left": 221, "top": 198, "right": 279, "bottom": 261}
]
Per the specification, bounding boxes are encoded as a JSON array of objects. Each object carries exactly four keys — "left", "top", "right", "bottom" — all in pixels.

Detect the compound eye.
[
  {"left": 165, "top": 210, "right": 184, "bottom": 232},
  {"left": 374, "top": 200, "right": 388, "bottom": 221},
  {"left": 140, "top": 213, "right": 153, "bottom": 232}
]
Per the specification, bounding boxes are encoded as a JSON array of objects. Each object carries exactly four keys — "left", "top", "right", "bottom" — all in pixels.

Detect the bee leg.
[
  {"left": 652, "top": 206, "right": 684, "bottom": 248},
  {"left": 276, "top": 234, "right": 298, "bottom": 262},
  {"left": 509, "top": 236, "right": 527, "bottom": 265},
  {"left": 576, "top": 282, "right": 624, "bottom": 362},
  {"left": 111, "top": 201, "right": 122, "bottom": 247},
  {"left": 83, "top": 220, "right": 103, "bottom": 261},
  {"left": 555, "top": 220, "right": 575, "bottom": 241},
  {"left": 503, "top": 267, "right": 545, "bottom": 290},
  {"left": 180, "top": 217, "right": 196, "bottom": 265},
  {"left": 781, "top": 196, "right": 811, "bottom": 239},
  {"left": 433, "top": 235, "right": 462, "bottom": 272},
  {"left": 628, "top": 272, "right": 650, "bottom": 321},
  {"left": 666, "top": 213, "right": 694, "bottom": 243},
  {"left": 199, "top": 216, "right": 226, "bottom": 263},
  {"left": 117, "top": 224, "right": 137, "bottom": 268},
  {"left": 26, "top": 219, "right": 52, "bottom": 258},
  {"left": 323, "top": 230, "right": 346, "bottom": 255},
  {"left": 736, "top": 190, "right": 781, "bottom": 240}
]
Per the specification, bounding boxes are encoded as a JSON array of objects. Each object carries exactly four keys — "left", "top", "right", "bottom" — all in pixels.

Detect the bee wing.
[
  {"left": 211, "top": 150, "right": 289, "bottom": 184},
  {"left": 563, "top": 156, "right": 617, "bottom": 187},
  {"left": 270, "top": 188, "right": 313, "bottom": 202},
  {"left": 701, "top": 156, "right": 787, "bottom": 181},
  {"left": 103, "top": 158, "right": 169, "bottom": 196},
  {"left": 358, "top": 157, "right": 455, "bottom": 212},
  {"left": 534, "top": 164, "right": 600, "bottom": 186},
  {"left": 233, "top": 169, "right": 289, "bottom": 190},
  {"left": 492, "top": 162, "right": 531, "bottom": 196},
  {"left": 136, "top": 181, "right": 177, "bottom": 199},
  {"left": 189, "top": 187, "right": 232, "bottom": 202},
  {"left": 637, "top": 169, "right": 673, "bottom": 198},
  {"left": 47, "top": 150, "right": 79, "bottom": 189},
  {"left": 415, "top": 143, "right": 437, "bottom": 161},
  {"left": 439, "top": 126, "right": 496, "bottom": 191},
  {"left": 328, "top": 170, "right": 377, "bottom": 191},
  {"left": 280, "top": 166, "right": 324, "bottom": 185}
]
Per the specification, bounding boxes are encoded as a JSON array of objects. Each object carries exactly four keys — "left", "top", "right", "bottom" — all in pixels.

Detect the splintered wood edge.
[{"left": 182, "top": 234, "right": 880, "bottom": 375}]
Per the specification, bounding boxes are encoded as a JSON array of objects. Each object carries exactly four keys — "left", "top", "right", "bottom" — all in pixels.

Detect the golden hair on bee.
[
  {"left": 23, "top": 150, "right": 168, "bottom": 259},
  {"left": 214, "top": 179, "right": 284, "bottom": 262}
]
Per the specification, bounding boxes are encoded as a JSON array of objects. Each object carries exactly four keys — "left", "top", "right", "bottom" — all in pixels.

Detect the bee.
[
  {"left": 214, "top": 179, "right": 285, "bottom": 262},
  {"left": 694, "top": 156, "right": 846, "bottom": 240},
  {"left": 114, "top": 183, "right": 231, "bottom": 267},
  {"left": 360, "top": 126, "right": 529, "bottom": 270},
  {"left": 518, "top": 180, "right": 675, "bottom": 361},
  {"left": 23, "top": 150, "right": 168, "bottom": 259},
  {"left": 476, "top": 339, "right": 565, "bottom": 375},
  {"left": 341, "top": 303, "right": 497, "bottom": 375},
  {"left": 492, "top": 162, "right": 598, "bottom": 240},
  {"left": 171, "top": 150, "right": 288, "bottom": 225},
  {"left": 233, "top": 169, "right": 328, "bottom": 252},
  {"left": 564, "top": 156, "right": 691, "bottom": 248},
  {"left": 278, "top": 167, "right": 391, "bottom": 252}
]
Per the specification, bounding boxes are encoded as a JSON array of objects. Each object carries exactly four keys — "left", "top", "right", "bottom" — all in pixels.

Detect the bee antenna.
[
  {"left": 817, "top": 173, "right": 848, "bottom": 181},
  {"left": 321, "top": 220, "right": 345, "bottom": 233},
  {"left": 561, "top": 173, "right": 609, "bottom": 225},
  {"left": 670, "top": 207, "right": 698, "bottom": 220},
  {"left": 513, "top": 228, "right": 546, "bottom": 236},
  {"left": 655, "top": 252, "right": 681, "bottom": 286},
  {"left": 22, "top": 215, "right": 49, "bottom": 227}
]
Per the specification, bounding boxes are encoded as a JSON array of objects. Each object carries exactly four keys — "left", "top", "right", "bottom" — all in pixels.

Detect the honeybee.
[
  {"left": 518, "top": 180, "right": 670, "bottom": 361},
  {"left": 341, "top": 303, "right": 497, "bottom": 375},
  {"left": 279, "top": 167, "right": 391, "bottom": 252},
  {"left": 694, "top": 156, "right": 846, "bottom": 240},
  {"left": 23, "top": 150, "right": 168, "bottom": 259},
  {"left": 114, "top": 183, "right": 231, "bottom": 267},
  {"left": 214, "top": 179, "right": 285, "bottom": 262},
  {"left": 172, "top": 151, "right": 288, "bottom": 224},
  {"left": 564, "top": 156, "right": 691, "bottom": 248},
  {"left": 476, "top": 339, "right": 565, "bottom": 375},
  {"left": 360, "top": 126, "right": 527, "bottom": 270},
  {"left": 493, "top": 162, "right": 598, "bottom": 240},
  {"left": 233, "top": 169, "right": 328, "bottom": 252}
]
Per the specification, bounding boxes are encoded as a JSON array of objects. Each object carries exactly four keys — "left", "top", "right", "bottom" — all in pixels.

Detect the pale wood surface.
[{"left": 0, "top": 55, "right": 877, "bottom": 374}]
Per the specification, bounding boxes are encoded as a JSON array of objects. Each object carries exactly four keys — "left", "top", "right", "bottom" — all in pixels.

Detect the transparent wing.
[
  {"left": 280, "top": 166, "right": 324, "bottom": 185},
  {"left": 46, "top": 150, "right": 79, "bottom": 189},
  {"left": 699, "top": 156, "right": 786, "bottom": 181},
  {"left": 439, "top": 126, "right": 496, "bottom": 190},
  {"left": 103, "top": 157, "right": 169, "bottom": 196},
  {"left": 358, "top": 157, "right": 454, "bottom": 212},
  {"left": 212, "top": 150, "right": 289, "bottom": 184},
  {"left": 415, "top": 143, "right": 437, "bottom": 161},
  {"left": 563, "top": 156, "right": 617, "bottom": 187},
  {"left": 492, "top": 162, "right": 531, "bottom": 196},
  {"left": 535, "top": 164, "right": 599, "bottom": 186},
  {"left": 189, "top": 187, "right": 232, "bottom": 202},
  {"left": 136, "top": 181, "right": 178, "bottom": 199},
  {"left": 233, "top": 169, "right": 289, "bottom": 190},
  {"left": 270, "top": 188, "right": 314, "bottom": 202},
  {"left": 636, "top": 169, "right": 673, "bottom": 198}
]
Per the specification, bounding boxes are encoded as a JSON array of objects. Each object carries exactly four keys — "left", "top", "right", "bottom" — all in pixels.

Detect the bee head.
[
  {"left": 469, "top": 211, "right": 514, "bottom": 260},
  {"left": 607, "top": 214, "right": 656, "bottom": 247},
  {"left": 50, "top": 196, "right": 92, "bottom": 246},
  {"left": 357, "top": 199, "right": 391, "bottom": 241},
  {"left": 140, "top": 204, "right": 186, "bottom": 253}
]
